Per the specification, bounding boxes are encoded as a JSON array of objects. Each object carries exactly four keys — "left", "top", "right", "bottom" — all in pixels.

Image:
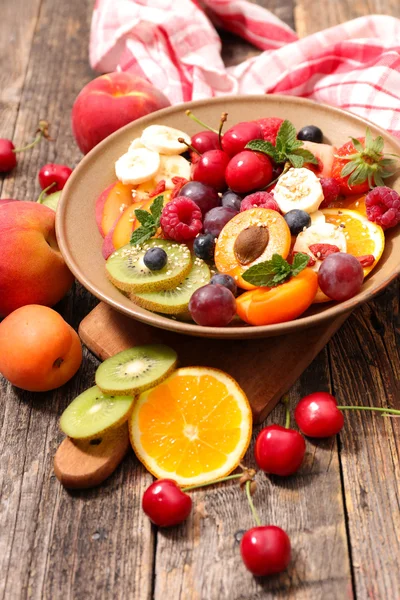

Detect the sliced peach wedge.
[{"left": 101, "top": 181, "right": 135, "bottom": 236}]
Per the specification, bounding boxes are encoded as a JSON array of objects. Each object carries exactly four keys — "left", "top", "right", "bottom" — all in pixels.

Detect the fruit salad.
[{"left": 95, "top": 115, "right": 400, "bottom": 327}]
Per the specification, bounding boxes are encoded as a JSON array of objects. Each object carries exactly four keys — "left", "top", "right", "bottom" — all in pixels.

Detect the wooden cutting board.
[{"left": 79, "top": 302, "right": 349, "bottom": 423}]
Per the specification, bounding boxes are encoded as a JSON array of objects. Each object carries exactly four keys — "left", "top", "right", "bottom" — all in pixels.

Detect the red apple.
[
  {"left": 0, "top": 201, "right": 74, "bottom": 317},
  {"left": 71, "top": 72, "right": 171, "bottom": 154}
]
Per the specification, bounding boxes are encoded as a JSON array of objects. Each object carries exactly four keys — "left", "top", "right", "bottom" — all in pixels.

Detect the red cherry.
[
  {"left": 191, "top": 130, "right": 220, "bottom": 154},
  {"left": 221, "top": 121, "right": 263, "bottom": 157},
  {"left": 240, "top": 526, "right": 291, "bottom": 576},
  {"left": 0, "top": 139, "right": 17, "bottom": 173},
  {"left": 142, "top": 479, "right": 192, "bottom": 527},
  {"left": 225, "top": 151, "right": 273, "bottom": 194},
  {"left": 294, "top": 392, "right": 344, "bottom": 438},
  {"left": 38, "top": 163, "right": 72, "bottom": 192},
  {"left": 191, "top": 149, "right": 230, "bottom": 192},
  {"left": 255, "top": 425, "right": 306, "bottom": 476}
]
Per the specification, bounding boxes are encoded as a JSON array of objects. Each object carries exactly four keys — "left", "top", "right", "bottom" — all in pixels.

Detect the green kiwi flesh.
[
  {"left": 130, "top": 258, "right": 211, "bottom": 314},
  {"left": 60, "top": 386, "right": 134, "bottom": 439},
  {"left": 95, "top": 344, "right": 178, "bottom": 395},
  {"left": 105, "top": 239, "right": 192, "bottom": 292}
]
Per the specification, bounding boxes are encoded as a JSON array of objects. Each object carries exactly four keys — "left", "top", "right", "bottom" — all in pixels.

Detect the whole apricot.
[{"left": 0, "top": 305, "right": 82, "bottom": 392}]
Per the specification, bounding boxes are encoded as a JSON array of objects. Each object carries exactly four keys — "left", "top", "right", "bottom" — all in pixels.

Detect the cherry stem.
[
  {"left": 37, "top": 182, "right": 57, "bottom": 203},
  {"left": 218, "top": 112, "right": 228, "bottom": 150},
  {"left": 13, "top": 120, "right": 52, "bottom": 154},
  {"left": 177, "top": 137, "right": 201, "bottom": 156},
  {"left": 185, "top": 110, "right": 218, "bottom": 134},
  {"left": 337, "top": 406, "right": 400, "bottom": 416},
  {"left": 245, "top": 480, "right": 261, "bottom": 527},
  {"left": 182, "top": 473, "right": 243, "bottom": 492},
  {"left": 281, "top": 395, "right": 291, "bottom": 429}
]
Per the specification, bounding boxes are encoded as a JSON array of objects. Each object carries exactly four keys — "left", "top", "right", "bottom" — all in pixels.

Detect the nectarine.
[
  {"left": 0, "top": 201, "right": 74, "bottom": 317},
  {"left": 71, "top": 72, "right": 170, "bottom": 154},
  {"left": 0, "top": 305, "right": 82, "bottom": 392}
]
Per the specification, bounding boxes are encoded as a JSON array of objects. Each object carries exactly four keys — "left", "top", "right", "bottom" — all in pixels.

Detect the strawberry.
[
  {"left": 331, "top": 129, "right": 397, "bottom": 196},
  {"left": 255, "top": 117, "right": 284, "bottom": 144}
]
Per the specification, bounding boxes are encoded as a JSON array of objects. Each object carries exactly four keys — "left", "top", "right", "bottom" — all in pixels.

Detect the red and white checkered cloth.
[{"left": 90, "top": 0, "right": 400, "bottom": 136}]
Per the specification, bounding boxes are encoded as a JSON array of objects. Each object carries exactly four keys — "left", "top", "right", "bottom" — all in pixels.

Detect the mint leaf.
[
  {"left": 287, "top": 153, "right": 304, "bottom": 168},
  {"left": 130, "top": 226, "right": 154, "bottom": 245},
  {"left": 242, "top": 252, "right": 310, "bottom": 287},
  {"left": 291, "top": 252, "right": 310, "bottom": 276},
  {"left": 135, "top": 209, "right": 155, "bottom": 229},
  {"left": 276, "top": 120, "right": 297, "bottom": 150},
  {"left": 150, "top": 195, "right": 164, "bottom": 224},
  {"left": 246, "top": 139, "right": 279, "bottom": 162}
]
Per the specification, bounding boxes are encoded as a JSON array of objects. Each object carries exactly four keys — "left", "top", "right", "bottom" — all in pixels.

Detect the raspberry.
[
  {"left": 160, "top": 196, "right": 202, "bottom": 242},
  {"left": 240, "top": 191, "right": 281, "bottom": 213},
  {"left": 255, "top": 118, "right": 283, "bottom": 144},
  {"left": 365, "top": 186, "right": 400, "bottom": 229},
  {"left": 319, "top": 177, "right": 341, "bottom": 208}
]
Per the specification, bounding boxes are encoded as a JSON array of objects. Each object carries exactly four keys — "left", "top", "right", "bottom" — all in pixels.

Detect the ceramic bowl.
[{"left": 56, "top": 95, "right": 400, "bottom": 338}]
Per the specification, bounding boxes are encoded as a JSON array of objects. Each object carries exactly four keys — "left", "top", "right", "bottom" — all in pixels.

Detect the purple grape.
[
  {"left": 210, "top": 273, "right": 237, "bottom": 296},
  {"left": 179, "top": 181, "right": 220, "bottom": 216},
  {"left": 189, "top": 284, "right": 236, "bottom": 327},
  {"left": 318, "top": 253, "right": 364, "bottom": 301},
  {"left": 203, "top": 206, "right": 238, "bottom": 238},
  {"left": 221, "top": 190, "right": 242, "bottom": 211}
]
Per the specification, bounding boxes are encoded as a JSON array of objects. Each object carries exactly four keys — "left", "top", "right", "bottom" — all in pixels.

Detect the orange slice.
[
  {"left": 321, "top": 208, "right": 385, "bottom": 276},
  {"left": 215, "top": 208, "right": 291, "bottom": 291},
  {"left": 129, "top": 367, "right": 252, "bottom": 486},
  {"left": 313, "top": 208, "right": 385, "bottom": 303}
]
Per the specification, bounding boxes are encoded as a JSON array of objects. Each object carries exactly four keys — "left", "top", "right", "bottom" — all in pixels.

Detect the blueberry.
[
  {"left": 210, "top": 273, "right": 237, "bottom": 296},
  {"left": 193, "top": 233, "right": 216, "bottom": 261},
  {"left": 221, "top": 190, "right": 242, "bottom": 211},
  {"left": 297, "top": 125, "right": 323, "bottom": 144},
  {"left": 284, "top": 209, "right": 311, "bottom": 235},
  {"left": 143, "top": 247, "right": 168, "bottom": 271}
]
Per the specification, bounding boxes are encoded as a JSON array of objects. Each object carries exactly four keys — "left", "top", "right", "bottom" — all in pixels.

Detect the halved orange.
[
  {"left": 129, "top": 367, "right": 252, "bottom": 486},
  {"left": 215, "top": 208, "right": 291, "bottom": 290}
]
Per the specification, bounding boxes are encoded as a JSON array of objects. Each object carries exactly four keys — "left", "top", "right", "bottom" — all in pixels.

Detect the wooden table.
[{"left": 1, "top": 1, "right": 399, "bottom": 598}]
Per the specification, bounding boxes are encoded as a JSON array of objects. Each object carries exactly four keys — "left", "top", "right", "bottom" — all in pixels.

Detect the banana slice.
[
  {"left": 141, "top": 125, "right": 191, "bottom": 155},
  {"left": 293, "top": 222, "right": 347, "bottom": 272},
  {"left": 128, "top": 138, "right": 145, "bottom": 153},
  {"left": 274, "top": 168, "right": 324, "bottom": 214},
  {"left": 115, "top": 149, "right": 160, "bottom": 185},
  {"left": 310, "top": 210, "right": 326, "bottom": 226},
  {"left": 154, "top": 155, "right": 191, "bottom": 189}
]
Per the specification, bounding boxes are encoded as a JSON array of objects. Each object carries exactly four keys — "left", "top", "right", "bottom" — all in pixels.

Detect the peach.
[
  {"left": 0, "top": 201, "right": 74, "bottom": 317},
  {"left": 0, "top": 305, "right": 82, "bottom": 391},
  {"left": 95, "top": 183, "right": 115, "bottom": 236},
  {"left": 71, "top": 72, "right": 171, "bottom": 154},
  {"left": 101, "top": 181, "right": 135, "bottom": 236}
]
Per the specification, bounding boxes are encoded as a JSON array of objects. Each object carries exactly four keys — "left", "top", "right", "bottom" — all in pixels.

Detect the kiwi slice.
[
  {"left": 95, "top": 344, "right": 177, "bottom": 395},
  {"left": 130, "top": 258, "right": 211, "bottom": 314},
  {"left": 60, "top": 385, "right": 134, "bottom": 439},
  {"left": 105, "top": 239, "right": 192, "bottom": 293}
]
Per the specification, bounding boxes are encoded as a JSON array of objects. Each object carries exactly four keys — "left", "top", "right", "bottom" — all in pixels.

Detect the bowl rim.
[{"left": 56, "top": 94, "right": 400, "bottom": 338}]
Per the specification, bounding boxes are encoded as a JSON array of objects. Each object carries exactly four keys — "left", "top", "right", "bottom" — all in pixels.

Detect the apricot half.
[
  {"left": 236, "top": 268, "right": 318, "bottom": 326},
  {"left": 215, "top": 208, "right": 291, "bottom": 290}
]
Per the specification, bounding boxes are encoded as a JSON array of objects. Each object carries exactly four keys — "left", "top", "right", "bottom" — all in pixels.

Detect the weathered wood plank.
[
  {"left": 0, "top": 1, "right": 155, "bottom": 599},
  {"left": 0, "top": 0, "right": 42, "bottom": 171},
  {"left": 153, "top": 355, "right": 353, "bottom": 600},
  {"left": 295, "top": 0, "right": 399, "bottom": 37},
  {"left": 329, "top": 282, "right": 400, "bottom": 600}
]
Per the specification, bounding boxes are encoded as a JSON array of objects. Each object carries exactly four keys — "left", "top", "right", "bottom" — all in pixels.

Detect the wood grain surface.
[{"left": 0, "top": 0, "right": 399, "bottom": 599}]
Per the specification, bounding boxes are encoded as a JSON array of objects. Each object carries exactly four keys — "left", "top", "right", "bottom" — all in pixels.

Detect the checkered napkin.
[{"left": 90, "top": 0, "right": 400, "bottom": 136}]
